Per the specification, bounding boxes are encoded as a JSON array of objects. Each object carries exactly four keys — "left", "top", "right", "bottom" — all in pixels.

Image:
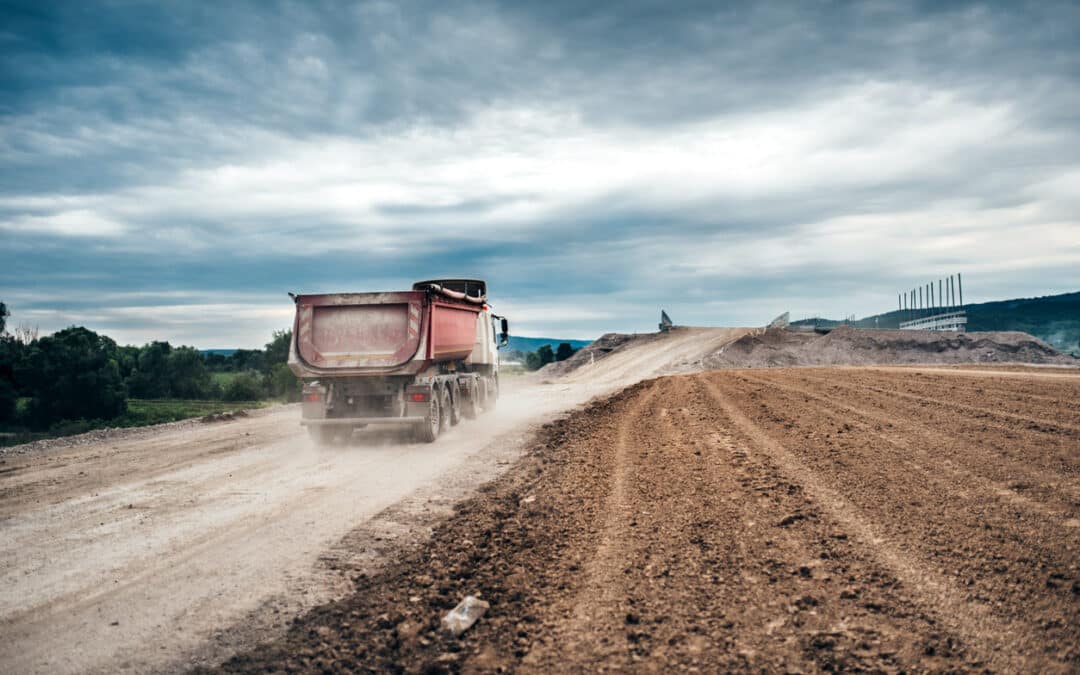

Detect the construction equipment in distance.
[{"left": 659, "top": 310, "right": 673, "bottom": 332}]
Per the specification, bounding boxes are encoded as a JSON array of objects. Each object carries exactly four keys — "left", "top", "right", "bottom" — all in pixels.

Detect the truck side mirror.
[{"left": 499, "top": 318, "right": 509, "bottom": 347}]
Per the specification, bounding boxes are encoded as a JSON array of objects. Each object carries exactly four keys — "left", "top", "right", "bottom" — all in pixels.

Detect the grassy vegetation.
[
  {"left": 121, "top": 398, "right": 268, "bottom": 426},
  {"left": 0, "top": 398, "right": 269, "bottom": 448},
  {"left": 0, "top": 323, "right": 297, "bottom": 449},
  {"left": 211, "top": 371, "right": 243, "bottom": 387}
]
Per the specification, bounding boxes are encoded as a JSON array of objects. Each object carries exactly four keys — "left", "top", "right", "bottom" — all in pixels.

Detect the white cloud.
[
  {"left": 3, "top": 6, "right": 1078, "bottom": 345},
  {"left": 17, "top": 302, "right": 295, "bottom": 348},
  {"left": 3, "top": 82, "right": 1039, "bottom": 252},
  {"left": 1, "top": 209, "right": 127, "bottom": 237}
]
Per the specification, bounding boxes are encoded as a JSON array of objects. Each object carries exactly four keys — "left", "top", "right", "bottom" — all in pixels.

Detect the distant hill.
[
  {"left": 200, "top": 349, "right": 237, "bottom": 356},
  {"left": 792, "top": 291, "right": 1080, "bottom": 356},
  {"left": 506, "top": 336, "right": 592, "bottom": 353}
]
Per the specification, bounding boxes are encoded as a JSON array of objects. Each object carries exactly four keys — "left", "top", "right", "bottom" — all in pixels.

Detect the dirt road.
[
  {"left": 0, "top": 328, "right": 753, "bottom": 674},
  {"left": 213, "top": 366, "right": 1078, "bottom": 673}
]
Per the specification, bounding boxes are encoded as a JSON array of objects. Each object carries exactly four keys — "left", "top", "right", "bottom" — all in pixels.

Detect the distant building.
[{"left": 900, "top": 312, "right": 967, "bottom": 332}]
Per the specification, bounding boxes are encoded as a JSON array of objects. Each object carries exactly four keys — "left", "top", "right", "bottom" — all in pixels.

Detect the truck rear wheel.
[
  {"left": 448, "top": 384, "right": 462, "bottom": 426},
  {"left": 415, "top": 391, "right": 442, "bottom": 443},
  {"left": 462, "top": 382, "right": 480, "bottom": 420},
  {"left": 441, "top": 387, "right": 454, "bottom": 429},
  {"left": 482, "top": 377, "right": 498, "bottom": 412}
]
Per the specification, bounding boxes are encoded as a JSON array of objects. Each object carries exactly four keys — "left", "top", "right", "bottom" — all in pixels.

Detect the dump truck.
[{"left": 287, "top": 279, "right": 509, "bottom": 444}]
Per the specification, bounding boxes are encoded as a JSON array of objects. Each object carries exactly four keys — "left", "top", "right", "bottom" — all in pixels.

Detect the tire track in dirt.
[
  {"left": 697, "top": 375, "right": 1049, "bottom": 672},
  {"left": 930, "top": 382, "right": 1080, "bottom": 411},
  {"left": 790, "top": 370, "right": 1079, "bottom": 476},
  {"left": 869, "top": 372, "right": 1080, "bottom": 428},
  {"left": 725, "top": 371, "right": 1080, "bottom": 637},
  {"left": 867, "top": 365, "right": 1080, "bottom": 381},
  {"left": 701, "top": 371, "right": 1078, "bottom": 671},
  {"left": 546, "top": 381, "right": 659, "bottom": 661},
  {"left": 522, "top": 375, "right": 975, "bottom": 672},
  {"left": 849, "top": 378, "right": 1080, "bottom": 435},
  {"left": 733, "top": 371, "right": 1079, "bottom": 519}
]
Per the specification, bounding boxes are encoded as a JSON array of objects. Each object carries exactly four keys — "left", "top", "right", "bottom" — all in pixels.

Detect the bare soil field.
[{"left": 211, "top": 366, "right": 1079, "bottom": 673}]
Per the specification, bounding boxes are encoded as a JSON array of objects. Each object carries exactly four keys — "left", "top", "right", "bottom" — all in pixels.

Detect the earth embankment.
[{"left": 708, "top": 325, "right": 1072, "bottom": 368}]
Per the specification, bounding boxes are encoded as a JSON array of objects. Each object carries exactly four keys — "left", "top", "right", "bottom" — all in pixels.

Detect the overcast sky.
[{"left": 2, "top": 1, "right": 1078, "bottom": 347}]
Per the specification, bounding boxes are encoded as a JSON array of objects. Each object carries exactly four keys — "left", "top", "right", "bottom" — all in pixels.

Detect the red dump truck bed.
[
  {"left": 289, "top": 280, "right": 505, "bottom": 444},
  {"left": 290, "top": 290, "right": 482, "bottom": 377}
]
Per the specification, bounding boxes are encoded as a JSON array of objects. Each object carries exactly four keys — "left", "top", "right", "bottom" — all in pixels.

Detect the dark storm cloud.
[{"left": 2, "top": 0, "right": 1079, "bottom": 345}]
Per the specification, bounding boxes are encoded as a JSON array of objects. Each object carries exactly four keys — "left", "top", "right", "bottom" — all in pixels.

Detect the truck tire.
[
  {"left": 483, "top": 376, "right": 498, "bottom": 412},
  {"left": 442, "top": 386, "right": 456, "bottom": 428},
  {"left": 462, "top": 381, "right": 480, "bottom": 420},
  {"left": 448, "top": 383, "right": 462, "bottom": 426},
  {"left": 415, "top": 392, "right": 442, "bottom": 443}
]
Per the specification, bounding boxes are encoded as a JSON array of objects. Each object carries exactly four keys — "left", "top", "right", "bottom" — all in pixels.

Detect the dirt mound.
[
  {"left": 541, "top": 327, "right": 754, "bottom": 384},
  {"left": 705, "top": 326, "right": 1074, "bottom": 368},
  {"left": 540, "top": 332, "right": 660, "bottom": 378},
  {"left": 200, "top": 410, "right": 249, "bottom": 423}
]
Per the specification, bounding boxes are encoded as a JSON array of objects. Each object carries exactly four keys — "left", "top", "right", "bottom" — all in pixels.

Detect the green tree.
[
  {"left": 263, "top": 329, "right": 296, "bottom": 399},
  {"left": 0, "top": 332, "right": 17, "bottom": 423},
  {"left": 555, "top": 342, "right": 576, "bottom": 362},
  {"left": 23, "top": 327, "right": 127, "bottom": 428},
  {"left": 524, "top": 351, "right": 542, "bottom": 370},
  {"left": 202, "top": 352, "right": 228, "bottom": 371},
  {"left": 264, "top": 330, "right": 291, "bottom": 368},
  {"left": 167, "top": 346, "right": 213, "bottom": 398},
  {"left": 0, "top": 377, "right": 15, "bottom": 423},
  {"left": 267, "top": 362, "right": 300, "bottom": 401},
  {"left": 126, "top": 341, "right": 172, "bottom": 398},
  {"left": 525, "top": 345, "right": 556, "bottom": 371},
  {"left": 0, "top": 334, "right": 18, "bottom": 377},
  {"left": 227, "top": 349, "right": 265, "bottom": 373},
  {"left": 223, "top": 371, "right": 264, "bottom": 402},
  {"left": 0, "top": 301, "right": 8, "bottom": 335},
  {"left": 117, "top": 345, "right": 141, "bottom": 380}
]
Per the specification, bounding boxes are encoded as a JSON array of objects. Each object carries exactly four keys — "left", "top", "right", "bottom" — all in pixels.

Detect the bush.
[
  {"left": 167, "top": 346, "right": 213, "bottom": 398},
  {"left": 23, "top": 327, "right": 127, "bottom": 429},
  {"left": 48, "top": 418, "right": 95, "bottom": 436},
  {"left": 223, "top": 371, "right": 264, "bottom": 401},
  {"left": 0, "top": 377, "right": 15, "bottom": 423},
  {"left": 525, "top": 345, "right": 556, "bottom": 371},
  {"left": 267, "top": 363, "right": 299, "bottom": 401},
  {"left": 126, "top": 341, "right": 172, "bottom": 398},
  {"left": 555, "top": 342, "right": 577, "bottom": 362}
]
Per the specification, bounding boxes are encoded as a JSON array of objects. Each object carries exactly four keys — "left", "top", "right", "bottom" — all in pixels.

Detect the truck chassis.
[{"left": 300, "top": 369, "right": 498, "bottom": 444}]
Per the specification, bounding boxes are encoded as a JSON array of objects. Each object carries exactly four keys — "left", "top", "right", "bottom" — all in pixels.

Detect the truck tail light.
[
  {"left": 410, "top": 392, "right": 428, "bottom": 402},
  {"left": 304, "top": 392, "right": 322, "bottom": 402}
]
